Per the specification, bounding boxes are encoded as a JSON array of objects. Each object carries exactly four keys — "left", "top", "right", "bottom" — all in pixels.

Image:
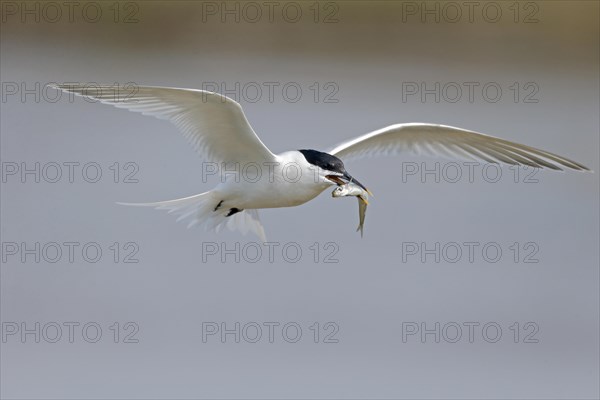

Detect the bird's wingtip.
[{"left": 115, "top": 201, "right": 148, "bottom": 207}]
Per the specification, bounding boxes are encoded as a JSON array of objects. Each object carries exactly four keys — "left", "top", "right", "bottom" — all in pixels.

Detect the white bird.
[{"left": 50, "top": 84, "right": 590, "bottom": 240}]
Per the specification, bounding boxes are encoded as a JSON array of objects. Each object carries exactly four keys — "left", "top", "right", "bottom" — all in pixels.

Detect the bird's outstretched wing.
[
  {"left": 328, "top": 123, "right": 589, "bottom": 171},
  {"left": 50, "top": 84, "right": 276, "bottom": 164}
]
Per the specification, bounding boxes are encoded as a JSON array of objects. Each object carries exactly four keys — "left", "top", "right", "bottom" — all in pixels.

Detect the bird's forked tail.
[{"left": 117, "top": 191, "right": 267, "bottom": 241}]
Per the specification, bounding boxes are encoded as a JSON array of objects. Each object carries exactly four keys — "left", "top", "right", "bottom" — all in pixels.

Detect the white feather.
[{"left": 328, "top": 123, "right": 590, "bottom": 171}]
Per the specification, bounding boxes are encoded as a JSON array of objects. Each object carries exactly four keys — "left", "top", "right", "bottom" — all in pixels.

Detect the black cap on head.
[
  {"left": 299, "top": 149, "right": 371, "bottom": 194},
  {"left": 298, "top": 149, "right": 346, "bottom": 174}
]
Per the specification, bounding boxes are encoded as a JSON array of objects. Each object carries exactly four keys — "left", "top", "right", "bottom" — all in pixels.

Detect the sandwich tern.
[{"left": 50, "top": 84, "right": 590, "bottom": 240}]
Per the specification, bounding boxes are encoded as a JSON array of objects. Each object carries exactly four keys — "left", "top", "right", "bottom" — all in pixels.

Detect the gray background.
[{"left": 1, "top": 1, "right": 598, "bottom": 399}]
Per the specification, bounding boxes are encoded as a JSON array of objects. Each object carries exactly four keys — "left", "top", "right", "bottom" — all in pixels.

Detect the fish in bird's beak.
[
  {"left": 331, "top": 181, "right": 370, "bottom": 237},
  {"left": 326, "top": 171, "right": 372, "bottom": 196},
  {"left": 341, "top": 172, "right": 372, "bottom": 196}
]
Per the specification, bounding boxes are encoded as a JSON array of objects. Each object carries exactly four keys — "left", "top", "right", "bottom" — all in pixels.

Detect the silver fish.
[{"left": 332, "top": 182, "right": 369, "bottom": 237}]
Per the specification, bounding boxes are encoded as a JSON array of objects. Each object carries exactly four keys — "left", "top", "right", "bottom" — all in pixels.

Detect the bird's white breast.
[{"left": 215, "top": 151, "right": 333, "bottom": 210}]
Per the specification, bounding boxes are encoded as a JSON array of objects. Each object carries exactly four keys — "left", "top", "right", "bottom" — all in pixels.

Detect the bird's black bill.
[
  {"left": 342, "top": 172, "right": 372, "bottom": 195},
  {"left": 325, "top": 175, "right": 345, "bottom": 185}
]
